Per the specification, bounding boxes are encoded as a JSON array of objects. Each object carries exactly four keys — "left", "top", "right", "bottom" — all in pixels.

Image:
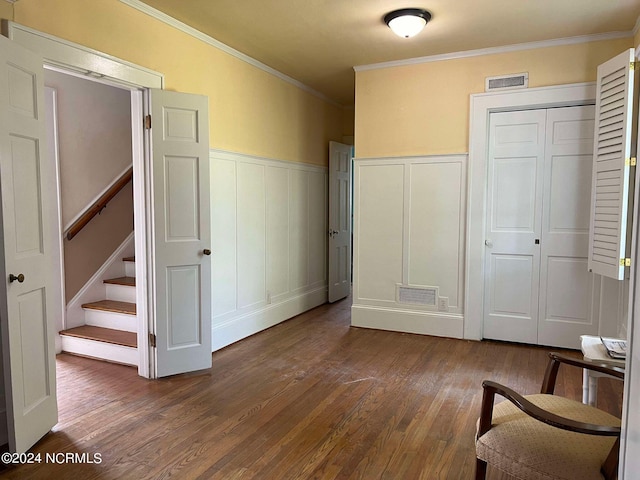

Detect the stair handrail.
[{"left": 66, "top": 166, "right": 133, "bottom": 241}]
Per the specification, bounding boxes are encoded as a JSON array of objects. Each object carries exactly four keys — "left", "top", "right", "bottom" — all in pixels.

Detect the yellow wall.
[
  {"left": 12, "top": 0, "right": 344, "bottom": 166},
  {"left": 0, "top": 2, "right": 13, "bottom": 21},
  {"left": 343, "top": 107, "right": 355, "bottom": 137},
  {"left": 355, "top": 37, "right": 634, "bottom": 158}
]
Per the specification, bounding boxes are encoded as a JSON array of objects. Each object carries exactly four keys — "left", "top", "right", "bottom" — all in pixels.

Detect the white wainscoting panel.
[
  {"left": 308, "top": 170, "right": 328, "bottom": 288},
  {"left": 408, "top": 161, "right": 465, "bottom": 311},
  {"left": 352, "top": 155, "right": 467, "bottom": 338},
  {"left": 266, "top": 166, "right": 290, "bottom": 301},
  {"left": 211, "top": 158, "right": 237, "bottom": 318},
  {"left": 237, "top": 162, "right": 266, "bottom": 310},
  {"left": 355, "top": 163, "right": 405, "bottom": 303},
  {"left": 210, "top": 150, "right": 328, "bottom": 351}
]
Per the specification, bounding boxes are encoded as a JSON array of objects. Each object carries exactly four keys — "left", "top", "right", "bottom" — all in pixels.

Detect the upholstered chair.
[{"left": 475, "top": 352, "right": 623, "bottom": 480}]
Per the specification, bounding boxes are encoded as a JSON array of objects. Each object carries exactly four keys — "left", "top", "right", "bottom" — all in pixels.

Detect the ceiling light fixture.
[{"left": 384, "top": 8, "right": 432, "bottom": 38}]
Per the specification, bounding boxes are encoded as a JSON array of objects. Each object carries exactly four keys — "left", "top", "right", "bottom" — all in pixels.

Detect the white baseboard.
[
  {"left": 60, "top": 335, "right": 138, "bottom": 366},
  {"left": 212, "top": 287, "right": 327, "bottom": 351},
  {"left": 65, "top": 232, "right": 135, "bottom": 329},
  {"left": 351, "top": 304, "right": 464, "bottom": 338}
]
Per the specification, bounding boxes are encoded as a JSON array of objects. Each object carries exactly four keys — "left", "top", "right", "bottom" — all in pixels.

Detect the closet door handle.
[
  {"left": 9, "top": 273, "right": 24, "bottom": 283},
  {"left": 203, "top": 249, "right": 211, "bottom": 256}
]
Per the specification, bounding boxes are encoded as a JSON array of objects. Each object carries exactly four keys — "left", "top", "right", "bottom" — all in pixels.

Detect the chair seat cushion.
[{"left": 476, "top": 394, "right": 620, "bottom": 480}]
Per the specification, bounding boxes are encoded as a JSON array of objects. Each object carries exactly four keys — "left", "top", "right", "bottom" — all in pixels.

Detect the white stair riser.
[
  {"left": 61, "top": 335, "right": 137, "bottom": 366},
  {"left": 84, "top": 309, "right": 137, "bottom": 332},
  {"left": 124, "top": 261, "right": 135, "bottom": 278},
  {"left": 105, "top": 283, "right": 136, "bottom": 303}
]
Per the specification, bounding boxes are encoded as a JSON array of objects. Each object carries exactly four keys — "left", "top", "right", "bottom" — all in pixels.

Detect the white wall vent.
[
  {"left": 397, "top": 285, "right": 437, "bottom": 306},
  {"left": 485, "top": 72, "right": 529, "bottom": 92}
]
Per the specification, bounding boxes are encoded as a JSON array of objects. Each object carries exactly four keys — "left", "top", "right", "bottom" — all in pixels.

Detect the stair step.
[
  {"left": 82, "top": 300, "right": 136, "bottom": 315},
  {"left": 104, "top": 276, "right": 136, "bottom": 287},
  {"left": 60, "top": 326, "right": 137, "bottom": 366},
  {"left": 123, "top": 256, "right": 135, "bottom": 262},
  {"left": 60, "top": 325, "right": 137, "bottom": 348}
]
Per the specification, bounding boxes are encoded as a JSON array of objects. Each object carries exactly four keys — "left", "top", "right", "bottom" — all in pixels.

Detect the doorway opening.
[
  {"left": 1, "top": 21, "right": 159, "bottom": 381},
  {"left": 44, "top": 67, "right": 142, "bottom": 370},
  {"left": 1, "top": 21, "right": 214, "bottom": 454}
]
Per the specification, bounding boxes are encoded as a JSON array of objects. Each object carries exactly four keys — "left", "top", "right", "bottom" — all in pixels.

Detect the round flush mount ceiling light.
[{"left": 384, "top": 8, "right": 432, "bottom": 38}]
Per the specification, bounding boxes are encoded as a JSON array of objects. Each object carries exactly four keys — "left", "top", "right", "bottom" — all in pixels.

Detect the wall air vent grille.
[
  {"left": 397, "top": 285, "right": 437, "bottom": 306},
  {"left": 485, "top": 72, "right": 529, "bottom": 92}
]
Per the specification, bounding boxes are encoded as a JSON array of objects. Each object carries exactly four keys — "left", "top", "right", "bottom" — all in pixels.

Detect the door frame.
[
  {"left": 465, "top": 82, "right": 596, "bottom": 340},
  {"left": 2, "top": 21, "right": 164, "bottom": 378}
]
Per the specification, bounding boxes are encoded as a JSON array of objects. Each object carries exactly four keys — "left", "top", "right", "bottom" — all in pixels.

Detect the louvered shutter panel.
[{"left": 588, "top": 49, "right": 636, "bottom": 280}]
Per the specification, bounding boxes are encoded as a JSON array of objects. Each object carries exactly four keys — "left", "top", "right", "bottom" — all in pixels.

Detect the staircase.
[{"left": 60, "top": 256, "right": 138, "bottom": 366}]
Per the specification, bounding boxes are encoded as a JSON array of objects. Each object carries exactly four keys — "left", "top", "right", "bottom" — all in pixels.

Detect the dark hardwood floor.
[{"left": 0, "top": 298, "right": 623, "bottom": 479}]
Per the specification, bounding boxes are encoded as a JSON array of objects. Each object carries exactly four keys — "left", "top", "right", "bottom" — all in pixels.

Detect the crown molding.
[
  {"left": 354, "top": 30, "right": 634, "bottom": 72},
  {"left": 118, "top": 0, "right": 340, "bottom": 107}
]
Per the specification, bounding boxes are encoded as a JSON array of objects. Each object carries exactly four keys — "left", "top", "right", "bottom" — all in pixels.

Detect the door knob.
[
  {"left": 203, "top": 249, "right": 211, "bottom": 256},
  {"left": 9, "top": 273, "right": 24, "bottom": 283},
  {"left": 485, "top": 239, "right": 493, "bottom": 248}
]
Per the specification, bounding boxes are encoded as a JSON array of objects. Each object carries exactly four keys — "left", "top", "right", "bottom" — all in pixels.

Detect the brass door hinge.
[
  {"left": 620, "top": 258, "right": 632, "bottom": 267},
  {"left": 149, "top": 332, "right": 156, "bottom": 348},
  {"left": 144, "top": 114, "right": 152, "bottom": 129},
  {"left": 626, "top": 157, "right": 637, "bottom": 167}
]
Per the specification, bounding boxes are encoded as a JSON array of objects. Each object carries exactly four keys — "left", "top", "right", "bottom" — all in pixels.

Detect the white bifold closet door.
[{"left": 484, "top": 105, "right": 598, "bottom": 348}]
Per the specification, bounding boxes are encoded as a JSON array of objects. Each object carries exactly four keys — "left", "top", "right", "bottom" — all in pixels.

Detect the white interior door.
[
  {"left": 0, "top": 34, "right": 58, "bottom": 452},
  {"left": 484, "top": 110, "right": 546, "bottom": 344},
  {"left": 148, "top": 89, "right": 211, "bottom": 378},
  {"left": 538, "top": 106, "right": 598, "bottom": 348},
  {"left": 328, "top": 141, "right": 352, "bottom": 303},
  {"left": 485, "top": 106, "right": 603, "bottom": 348}
]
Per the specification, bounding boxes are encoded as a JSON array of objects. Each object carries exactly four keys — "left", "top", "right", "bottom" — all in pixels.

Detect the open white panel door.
[
  {"left": 328, "top": 141, "right": 352, "bottom": 303},
  {"left": 588, "top": 48, "right": 636, "bottom": 280},
  {"left": 0, "top": 35, "right": 58, "bottom": 452},
  {"left": 148, "top": 89, "right": 211, "bottom": 378}
]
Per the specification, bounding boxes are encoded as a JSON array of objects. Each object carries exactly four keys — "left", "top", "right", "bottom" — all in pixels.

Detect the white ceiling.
[{"left": 139, "top": 0, "right": 640, "bottom": 106}]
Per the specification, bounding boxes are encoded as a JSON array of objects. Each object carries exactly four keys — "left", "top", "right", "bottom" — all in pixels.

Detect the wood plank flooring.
[{"left": 1, "top": 298, "right": 623, "bottom": 479}]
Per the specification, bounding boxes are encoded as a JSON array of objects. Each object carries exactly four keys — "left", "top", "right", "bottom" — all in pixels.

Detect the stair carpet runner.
[{"left": 59, "top": 256, "right": 137, "bottom": 365}]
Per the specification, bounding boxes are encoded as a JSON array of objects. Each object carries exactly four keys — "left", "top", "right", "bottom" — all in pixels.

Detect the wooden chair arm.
[
  {"left": 477, "top": 380, "right": 621, "bottom": 439},
  {"left": 541, "top": 352, "right": 624, "bottom": 394}
]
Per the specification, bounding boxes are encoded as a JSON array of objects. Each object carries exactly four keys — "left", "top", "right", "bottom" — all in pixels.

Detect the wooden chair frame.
[{"left": 475, "top": 352, "right": 624, "bottom": 480}]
